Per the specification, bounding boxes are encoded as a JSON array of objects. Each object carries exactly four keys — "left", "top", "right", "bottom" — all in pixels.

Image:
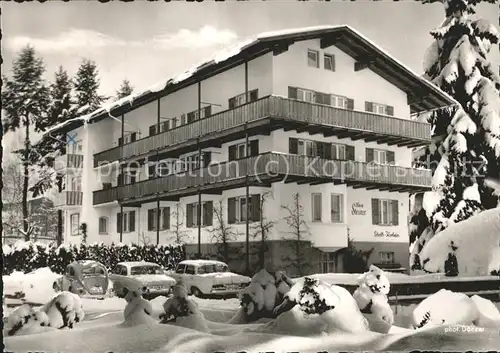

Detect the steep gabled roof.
[{"left": 46, "top": 25, "right": 457, "bottom": 135}]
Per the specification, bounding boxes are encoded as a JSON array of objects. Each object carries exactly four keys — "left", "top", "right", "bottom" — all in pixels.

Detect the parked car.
[
  {"left": 170, "top": 260, "right": 251, "bottom": 298},
  {"left": 53, "top": 260, "right": 110, "bottom": 299},
  {"left": 109, "top": 261, "right": 177, "bottom": 299}
]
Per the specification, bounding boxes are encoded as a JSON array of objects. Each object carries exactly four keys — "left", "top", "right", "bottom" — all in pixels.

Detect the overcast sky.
[{"left": 2, "top": 0, "right": 499, "bottom": 155}]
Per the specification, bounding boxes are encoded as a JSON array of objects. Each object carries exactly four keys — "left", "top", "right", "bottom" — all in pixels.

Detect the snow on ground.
[{"left": 3, "top": 267, "right": 62, "bottom": 305}]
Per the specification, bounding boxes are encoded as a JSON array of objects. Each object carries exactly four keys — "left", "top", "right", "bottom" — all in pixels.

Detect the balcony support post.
[
  {"left": 156, "top": 99, "right": 161, "bottom": 245},
  {"left": 119, "top": 113, "right": 124, "bottom": 243},
  {"left": 244, "top": 60, "right": 250, "bottom": 275},
  {"left": 57, "top": 209, "right": 63, "bottom": 246},
  {"left": 197, "top": 81, "right": 202, "bottom": 259}
]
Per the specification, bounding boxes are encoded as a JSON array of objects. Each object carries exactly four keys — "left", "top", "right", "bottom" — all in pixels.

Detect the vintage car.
[
  {"left": 109, "top": 261, "right": 177, "bottom": 299},
  {"left": 53, "top": 260, "right": 110, "bottom": 298},
  {"left": 170, "top": 259, "right": 251, "bottom": 298}
]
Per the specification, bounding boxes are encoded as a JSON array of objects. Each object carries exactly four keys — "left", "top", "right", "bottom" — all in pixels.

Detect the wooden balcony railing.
[
  {"left": 56, "top": 154, "right": 83, "bottom": 170},
  {"left": 93, "top": 153, "right": 432, "bottom": 205},
  {"left": 93, "top": 96, "right": 431, "bottom": 167},
  {"left": 58, "top": 190, "right": 83, "bottom": 206}
]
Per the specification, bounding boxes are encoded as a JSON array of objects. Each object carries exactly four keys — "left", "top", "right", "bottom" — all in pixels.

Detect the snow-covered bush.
[
  {"left": 4, "top": 304, "right": 53, "bottom": 336},
  {"left": 418, "top": 207, "right": 500, "bottom": 276},
  {"left": 40, "top": 291, "right": 85, "bottom": 329},
  {"left": 352, "top": 265, "right": 394, "bottom": 332},
  {"left": 236, "top": 269, "right": 294, "bottom": 323},
  {"left": 269, "top": 277, "right": 369, "bottom": 335},
  {"left": 2, "top": 241, "right": 185, "bottom": 275},
  {"left": 160, "top": 284, "right": 209, "bottom": 332},
  {"left": 118, "top": 282, "right": 156, "bottom": 327}
]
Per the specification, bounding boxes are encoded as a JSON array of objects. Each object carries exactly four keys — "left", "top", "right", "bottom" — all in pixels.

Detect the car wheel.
[{"left": 191, "top": 287, "right": 203, "bottom": 298}]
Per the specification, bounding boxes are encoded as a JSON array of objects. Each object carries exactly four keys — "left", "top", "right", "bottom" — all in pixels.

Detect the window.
[
  {"left": 186, "top": 201, "right": 213, "bottom": 227},
  {"left": 131, "top": 265, "right": 164, "bottom": 275},
  {"left": 324, "top": 54, "right": 335, "bottom": 71},
  {"left": 229, "top": 89, "right": 259, "bottom": 109},
  {"left": 147, "top": 207, "right": 170, "bottom": 231},
  {"left": 307, "top": 49, "right": 319, "bottom": 68},
  {"left": 98, "top": 217, "right": 108, "bottom": 234},
  {"left": 113, "top": 265, "right": 127, "bottom": 275},
  {"left": 330, "top": 194, "right": 344, "bottom": 223},
  {"left": 70, "top": 140, "right": 83, "bottom": 154},
  {"left": 175, "top": 264, "right": 186, "bottom": 274},
  {"left": 312, "top": 193, "right": 322, "bottom": 222},
  {"left": 228, "top": 194, "right": 261, "bottom": 224},
  {"left": 228, "top": 140, "right": 259, "bottom": 161},
  {"left": 319, "top": 252, "right": 337, "bottom": 273},
  {"left": 372, "top": 198, "right": 399, "bottom": 226},
  {"left": 365, "top": 101, "right": 394, "bottom": 116},
  {"left": 70, "top": 177, "right": 81, "bottom": 192},
  {"left": 296, "top": 139, "right": 316, "bottom": 157},
  {"left": 70, "top": 213, "right": 80, "bottom": 236},
  {"left": 330, "top": 94, "right": 347, "bottom": 109},
  {"left": 297, "top": 88, "right": 314, "bottom": 102},
  {"left": 185, "top": 265, "right": 196, "bottom": 275},
  {"left": 288, "top": 87, "right": 354, "bottom": 110},
  {"left": 187, "top": 106, "right": 212, "bottom": 123},
  {"left": 116, "top": 211, "right": 136, "bottom": 233},
  {"left": 380, "top": 251, "right": 395, "bottom": 264},
  {"left": 365, "top": 148, "right": 395, "bottom": 165},
  {"left": 331, "top": 144, "right": 346, "bottom": 160}
]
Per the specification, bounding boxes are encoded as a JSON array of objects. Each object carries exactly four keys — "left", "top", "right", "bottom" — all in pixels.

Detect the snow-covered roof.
[
  {"left": 179, "top": 259, "right": 227, "bottom": 267},
  {"left": 118, "top": 261, "right": 161, "bottom": 267},
  {"left": 45, "top": 25, "right": 458, "bottom": 136}
]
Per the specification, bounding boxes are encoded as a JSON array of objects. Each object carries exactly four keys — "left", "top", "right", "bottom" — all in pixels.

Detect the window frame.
[
  {"left": 311, "top": 193, "right": 322, "bottom": 222},
  {"left": 373, "top": 149, "right": 387, "bottom": 164},
  {"left": 98, "top": 216, "right": 108, "bottom": 235},
  {"left": 70, "top": 213, "right": 80, "bottom": 236},
  {"left": 324, "top": 53, "right": 335, "bottom": 71},
  {"left": 319, "top": 252, "right": 336, "bottom": 273},
  {"left": 307, "top": 49, "right": 320, "bottom": 68},
  {"left": 330, "top": 193, "right": 344, "bottom": 223},
  {"left": 379, "top": 251, "right": 395, "bottom": 264}
]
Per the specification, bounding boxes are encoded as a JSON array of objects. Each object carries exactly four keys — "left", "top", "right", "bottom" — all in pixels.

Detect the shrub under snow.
[
  {"left": 236, "top": 269, "right": 294, "bottom": 323},
  {"left": 4, "top": 304, "right": 53, "bottom": 336},
  {"left": 40, "top": 291, "right": 85, "bottom": 329}
]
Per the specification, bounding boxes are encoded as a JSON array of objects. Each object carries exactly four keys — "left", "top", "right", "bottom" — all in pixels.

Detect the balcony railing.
[
  {"left": 93, "top": 96, "right": 431, "bottom": 167},
  {"left": 57, "top": 190, "right": 83, "bottom": 206},
  {"left": 55, "top": 154, "right": 83, "bottom": 170},
  {"left": 93, "top": 153, "right": 432, "bottom": 205}
]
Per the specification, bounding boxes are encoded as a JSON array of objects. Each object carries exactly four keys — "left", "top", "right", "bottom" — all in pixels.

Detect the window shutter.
[
  {"left": 149, "top": 125, "right": 156, "bottom": 136},
  {"left": 203, "top": 202, "right": 213, "bottom": 226},
  {"left": 331, "top": 55, "right": 336, "bottom": 71},
  {"left": 117, "top": 173, "right": 123, "bottom": 186},
  {"left": 204, "top": 105, "right": 212, "bottom": 118},
  {"left": 130, "top": 171, "right": 137, "bottom": 184},
  {"left": 346, "top": 145, "right": 355, "bottom": 161},
  {"left": 148, "top": 209, "right": 154, "bottom": 231},
  {"left": 228, "top": 145, "right": 237, "bottom": 161},
  {"left": 391, "top": 200, "right": 399, "bottom": 226},
  {"left": 130, "top": 132, "right": 137, "bottom": 142},
  {"left": 228, "top": 97, "right": 236, "bottom": 109},
  {"left": 386, "top": 106, "right": 394, "bottom": 116},
  {"left": 288, "top": 86, "right": 298, "bottom": 99},
  {"left": 315, "top": 92, "right": 330, "bottom": 105},
  {"left": 315, "top": 141, "right": 324, "bottom": 158},
  {"left": 117, "top": 212, "right": 122, "bottom": 233},
  {"left": 365, "top": 101, "right": 374, "bottom": 112},
  {"left": 162, "top": 121, "right": 169, "bottom": 132},
  {"left": 129, "top": 211, "right": 136, "bottom": 232},
  {"left": 163, "top": 207, "right": 170, "bottom": 230},
  {"left": 251, "top": 194, "right": 261, "bottom": 222},
  {"left": 250, "top": 89, "right": 258, "bottom": 101},
  {"left": 118, "top": 137, "right": 123, "bottom": 146},
  {"left": 366, "top": 148, "right": 374, "bottom": 163},
  {"left": 372, "top": 199, "right": 380, "bottom": 225},
  {"left": 228, "top": 197, "right": 236, "bottom": 224},
  {"left": 289, "top": 138, "right": 298, "bottom": 154},
  {"left": 323, "top": 142, "right": 332, "bottom": 159},
  {"left": 250, "top": 140, "right": 259, "bottom": 156},
  {"left": 186, "top": 204, "right": 193, "bottom": 227},
  {"left": 148, "top": 165, "right": 156, "bottom": 179},
  {"left": 346, "top": 98, "right": 354, "bottom": 110},
  {"left": 387, "top": 151, "right": 395, "bottom": 165},
  {"left": 187, "top": 112, "right": 195, "bottom": 123},
  {"left": 203, "top": 152, "right": 212, "bottom": 168}
]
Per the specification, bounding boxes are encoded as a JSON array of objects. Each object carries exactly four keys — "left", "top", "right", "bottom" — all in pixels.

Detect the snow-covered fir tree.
[
  {"left": 31, "top": 66, "right": 78, "bottom": 197},
  {"left": 116, "top": 79, "right": 134, "bottom": 99},
  {"left": 415, "top": 0, "right": 500, "bottom": 236},
  {"left": 74, "top": 59, "right": 106, "bottom": 115},
  {"left": 1, "top": 45, "right": 50, "bottom": 240}
]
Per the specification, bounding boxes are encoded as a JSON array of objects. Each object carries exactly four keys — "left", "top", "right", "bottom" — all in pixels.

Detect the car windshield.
[
  {"left": 130, "top": 265, "right": 164, "bottom": 275},
  {"left": 81, "top": 265, "right": 105, "bottom": 275},
  {"left": 197, "top": 264, "right": 229, "bottom": 274}
]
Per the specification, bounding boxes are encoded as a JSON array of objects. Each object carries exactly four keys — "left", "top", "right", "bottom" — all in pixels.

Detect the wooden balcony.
[
  {"left": 57, "top": 190, "right": 83, "bottom": 206},
  {"left": 93, "top": 96, "right": 431, "bottom": 167},
  {"left": 93, "top": 153, "right": 432, "bottom": 206},
  {"left": 55, "top": 154, "right": 83, "bottom": 170}
]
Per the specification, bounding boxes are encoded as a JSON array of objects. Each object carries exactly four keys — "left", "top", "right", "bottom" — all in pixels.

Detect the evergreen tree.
[
  {"left": 416, "top": 0, "right": 500, "bottom": 236},
  {"left": 116, "top": 79, "right": 134, "bottom": 99},
  {"left": 2, "top": 46, "right": 50, "bottom": 240},
  {"left": 74, "top": 59, "right": 106, "bottom": 115},
  {"left": 31, "top": 66, "right": 78, "bottom": 197}
]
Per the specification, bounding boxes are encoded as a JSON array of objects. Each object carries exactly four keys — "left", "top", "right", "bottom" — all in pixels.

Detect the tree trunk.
[{"left": 22, "top": 118, "right": 30, "bottom": 241}]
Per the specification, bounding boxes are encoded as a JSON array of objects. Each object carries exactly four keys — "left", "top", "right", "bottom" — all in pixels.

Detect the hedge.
[{"left": 2, "top": 241, "right": 185, "bottom": 276}]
